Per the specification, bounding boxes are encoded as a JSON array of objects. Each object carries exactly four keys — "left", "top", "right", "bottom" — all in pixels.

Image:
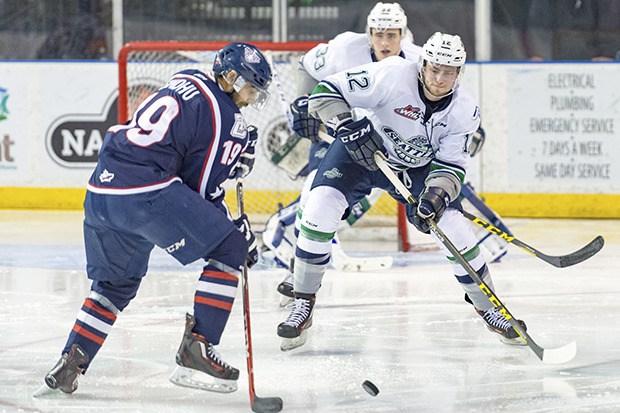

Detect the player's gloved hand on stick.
[
  {"left": 233, "top": 213, "right": 259, "bottom": 268},
  {"left": 229, "top": 125, "right": 258, "bottom": 179},
  {"left": 406, "top": 186, "right": 450, "bottom": 233},
  {"left": 336, "top": 117, "right": 386, "bottom": 171},
  {"left": 290, "top": 95, "right": 321, "bottom": 143}
]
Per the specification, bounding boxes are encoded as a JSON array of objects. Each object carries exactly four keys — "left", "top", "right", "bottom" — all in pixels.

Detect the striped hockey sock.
[
  {"left": 192, "top": 267, "right": 239, "bottom": 345},
  {"left": 63, "top": 297, "right": 117, "bottom": 370}
]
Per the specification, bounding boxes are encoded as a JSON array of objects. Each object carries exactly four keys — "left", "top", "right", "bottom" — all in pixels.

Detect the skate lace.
[
  {"left": 207, "top": 345, "right": 232, "bottom": 369},
  {"left": 483, "top": 307, "right": 511, "bottom": 331},
  {"left": 283, "top": 298, "right": 311, "bottom": 327}
]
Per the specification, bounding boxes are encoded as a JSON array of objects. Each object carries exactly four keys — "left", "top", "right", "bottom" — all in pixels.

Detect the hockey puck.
[{"left": 362, "top": 380, "right": 379, "bottom": 396}]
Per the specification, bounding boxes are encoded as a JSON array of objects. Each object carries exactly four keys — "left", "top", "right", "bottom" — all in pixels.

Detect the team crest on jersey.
[
  {"left": 394, "top": 105, "right": 422, "bottom": 121},
  {"left": 230, "top": 113, "right": 247, "bottom": 139},
  {"left": 382, "top": 127, "right": 433, "bottom": 166},
  {"left": 244, "top": 46, "right": 261, "bottom": 63}
]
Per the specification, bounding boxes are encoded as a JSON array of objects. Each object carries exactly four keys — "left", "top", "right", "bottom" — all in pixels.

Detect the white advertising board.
[{"left": 481, "top": 62, "right": 619, "bottom": 195}]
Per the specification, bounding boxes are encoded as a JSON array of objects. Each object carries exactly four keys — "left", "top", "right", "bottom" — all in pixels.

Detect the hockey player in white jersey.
[
  {"left": 277, "top": 32, "right": 527, "bottom": 351},
  {"left": 267, "top": 3, "right": 511, "bottom": 307},
  {"left": 267, "top": 3, "right": 422, "bottom": 303}
]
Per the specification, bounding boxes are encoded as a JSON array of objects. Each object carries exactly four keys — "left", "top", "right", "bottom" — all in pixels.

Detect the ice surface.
[{"left": 1, "top": 211, "right": 619, "bottom": 412}]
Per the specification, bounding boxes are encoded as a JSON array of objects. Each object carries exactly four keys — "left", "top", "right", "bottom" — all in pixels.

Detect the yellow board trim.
[{"left": 0, "top": 187, "right": 619, "bottom": 218}]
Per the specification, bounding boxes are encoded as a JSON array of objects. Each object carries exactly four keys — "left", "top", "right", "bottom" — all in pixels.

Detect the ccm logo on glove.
[{"left": 339, "top": 124, "right": 372, "bottom": 143}]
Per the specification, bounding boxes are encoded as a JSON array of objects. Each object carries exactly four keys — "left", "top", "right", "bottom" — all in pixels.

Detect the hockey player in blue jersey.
[{"left": 37, "top": 42, "right": 272, "bottom": 396}]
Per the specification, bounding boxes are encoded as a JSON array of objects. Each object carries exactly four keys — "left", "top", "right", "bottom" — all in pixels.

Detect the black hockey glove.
[
  {"left": 336, "top": 117, "right": 386, "bottom": 171},
  {"left": 290, "top": 95, "right": 321, "bottom": 143},
  {"left": 406, "top": 187, "right": 450, "bottom": 233},
  {"left": 229, "top": 125, "right": 258, "bottom": 179},
  {"left": 233, "top": 213, "right": 259, "bottom": 268}
]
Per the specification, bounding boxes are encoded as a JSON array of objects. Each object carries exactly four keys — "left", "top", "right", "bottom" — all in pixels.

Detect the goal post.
[{"left": 117, "top": 41, "right": 419, "bottom": 251}]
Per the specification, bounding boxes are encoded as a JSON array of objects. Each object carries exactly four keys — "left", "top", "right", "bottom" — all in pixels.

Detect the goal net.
[{"left": 118, "top": 41, "right": 422, "bottom": 251}]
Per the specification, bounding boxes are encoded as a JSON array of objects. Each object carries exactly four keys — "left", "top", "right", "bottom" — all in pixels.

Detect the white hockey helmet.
[
  {"left": 366, "top": 3, "right": 409, "bottom": 37},
  {"left": 421, "top": 32, "right": 466, "bottom": 67}
]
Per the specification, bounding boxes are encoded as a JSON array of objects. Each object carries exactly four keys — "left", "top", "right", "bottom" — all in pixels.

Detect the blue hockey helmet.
[{"left": 213, "top": 42, "right": 272, "bottom": 109}]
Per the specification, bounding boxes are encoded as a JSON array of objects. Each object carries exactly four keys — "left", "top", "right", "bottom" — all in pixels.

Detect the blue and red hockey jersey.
[{"left": 87, "top": 69, "right": 250, "bottom": 207}]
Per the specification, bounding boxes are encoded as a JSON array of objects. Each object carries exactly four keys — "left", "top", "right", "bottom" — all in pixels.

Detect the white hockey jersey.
[
  {"left": 309, "top": 56, "right": 481, "bottom": 199},
  {"left": 301, "top": 31, "right": 422, "bottom": 84}
]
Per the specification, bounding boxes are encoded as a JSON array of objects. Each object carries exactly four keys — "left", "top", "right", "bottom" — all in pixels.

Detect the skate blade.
[
  {"left": 169, "top": 366, "right": 237, "bottom": 393},
  {"left": 280, "top": 330, "right": 308, "bottom": 351},
  {"left": 499, "top": 335, "right": 527, "bottom": 346},
  {"left": 279, "top": 295, "right": 294, "bottom": 308},
  {"left": 32, "top": 383, "right": 57, "bottom": 398}
]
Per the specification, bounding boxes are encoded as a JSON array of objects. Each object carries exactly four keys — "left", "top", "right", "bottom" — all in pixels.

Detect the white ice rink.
[{"left": 1, "top": 210, "right": 619, "bottom": 413}]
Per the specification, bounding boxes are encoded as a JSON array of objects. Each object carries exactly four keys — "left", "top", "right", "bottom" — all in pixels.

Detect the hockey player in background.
[
  {"left": 277, "top": 32, "right": 527, "bottom": 351},
  {"left": 36, "top": 42, "right": 272, "bottom": 395},
  {"left": 268, "top": 2, "right": 422, "bottom": 303},
  {"left": 268, "top": 2, "right": 510, "bottom": 308}
]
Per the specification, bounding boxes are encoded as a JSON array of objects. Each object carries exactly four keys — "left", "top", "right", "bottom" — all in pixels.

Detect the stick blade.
[
  {"left": 558, "top": 236, "right": 604, "bottom": 268},
  {"left": 542, "top": 340, "right": 577, "bottom": 364},
  {"left": 252, "top": 395, "right": 283, "bottom": 413},
  {"left": 332, "top": 254, "right": 394, "bottom": 272}
]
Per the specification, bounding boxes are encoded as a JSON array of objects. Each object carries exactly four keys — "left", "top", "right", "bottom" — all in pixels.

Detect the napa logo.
[
  {"left": 0, "top": 87, "right": 9, "bottom": 122},
  {"left": 46, "top": 91, "right": 117, "bottom": 168}
]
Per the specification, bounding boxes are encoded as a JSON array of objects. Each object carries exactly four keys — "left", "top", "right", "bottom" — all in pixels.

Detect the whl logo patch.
[{"left": 394, "top": 105, "right": 422, "bottom": 121}]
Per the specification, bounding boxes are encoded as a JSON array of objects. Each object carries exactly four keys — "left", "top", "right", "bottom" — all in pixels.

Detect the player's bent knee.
[{"left": 207, "top": 228, "right": 248, "bottom": 271}]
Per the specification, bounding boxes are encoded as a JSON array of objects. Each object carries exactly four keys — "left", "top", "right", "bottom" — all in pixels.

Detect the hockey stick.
[
  {"left": 236, "top": 181, "right": 284, "bottom": 413},
  {"left": 461, "top": 210, "right": 604, "bottom": 268},
  {"left": 374, "top": 152, "right": 576, "bottom": 364},
  {"left": 331, "top": 234, "right": 393, "bottom": 272}
]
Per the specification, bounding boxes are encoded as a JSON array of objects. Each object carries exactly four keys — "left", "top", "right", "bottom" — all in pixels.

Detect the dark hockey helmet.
[{"left": 213, "top": 42, "right": 272, "bottom": 109}]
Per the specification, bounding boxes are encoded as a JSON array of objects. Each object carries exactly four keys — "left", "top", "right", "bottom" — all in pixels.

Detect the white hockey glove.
[
  {"left": 336, "top": 117, "right": 386, "bottom": 171},
  {"left": 233, "top": 213, "right": 259, "bottom": 268},
  {"left": 290, "top": 95, "right": 321, "bottom": 143},
  {"left": 229, "top": 125, "right": 258, "bottom": 179},
  {"left": 406, "top": 187, "right": 450, "bottom": 233}
]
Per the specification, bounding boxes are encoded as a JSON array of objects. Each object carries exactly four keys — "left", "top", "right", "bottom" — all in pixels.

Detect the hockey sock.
[
  {"left": 192, "top": 265, "right": 239, "bottom": 345},
  {"left": 63, "top": 296, "right": 118, "bottom": 371}
]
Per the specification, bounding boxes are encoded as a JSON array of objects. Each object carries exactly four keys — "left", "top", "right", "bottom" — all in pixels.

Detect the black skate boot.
[
  {"left": 465, "top": 293, "right": 527, "bottom": 345},
  {"left": 276, "top": 259, "right": 294, "bottom": 308},
  {"left": 277, "top": 293, "right": 315, "bottom": 351},
  {"left": 169, "top": 313, "right": 239, "bottom": 393},
  {"left": 34, "top": 343, "right": 89, "bottom": 397},
  {"left": 478, "top": 306, "right": 527, "bottom": 346}
]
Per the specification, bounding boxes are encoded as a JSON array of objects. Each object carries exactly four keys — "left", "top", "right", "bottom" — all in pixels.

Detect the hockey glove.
[
  {"left": 406, "top": 187, "right": 450, "bottom": 233},
  {"left": 229, "top": 125, "right": 258, "bottom": 179},
  {"left": 468, "top": 126, "right": 486, "bottom": 158},
  {"left": 336, "top": 117, "right": 386, "bottom": 171},
  {"left": 290, "top": 95, "right": 321, "bottom": 143},
  {"left": 233, "top": 213, "right": 259, "bottom": 268}
]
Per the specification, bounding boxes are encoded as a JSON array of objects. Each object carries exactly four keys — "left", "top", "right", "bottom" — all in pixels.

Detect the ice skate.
[
  {"left": 169, "top": 313, "right": 239, "bottom": 393},
  {"left": 277, "top": 294, "right": 315, "bottom": 351},
  {"left": 276, "top": 258, "right": 295, "bottom": 308},
  {"left": 478, "top": 307, "right": 527, "bottom": 346},
  {"left": 276, "top": 270, "right": 294, "bottom": 308},
  {"left": 33, "top": 343, "right": 89, "bottom": 397}
]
